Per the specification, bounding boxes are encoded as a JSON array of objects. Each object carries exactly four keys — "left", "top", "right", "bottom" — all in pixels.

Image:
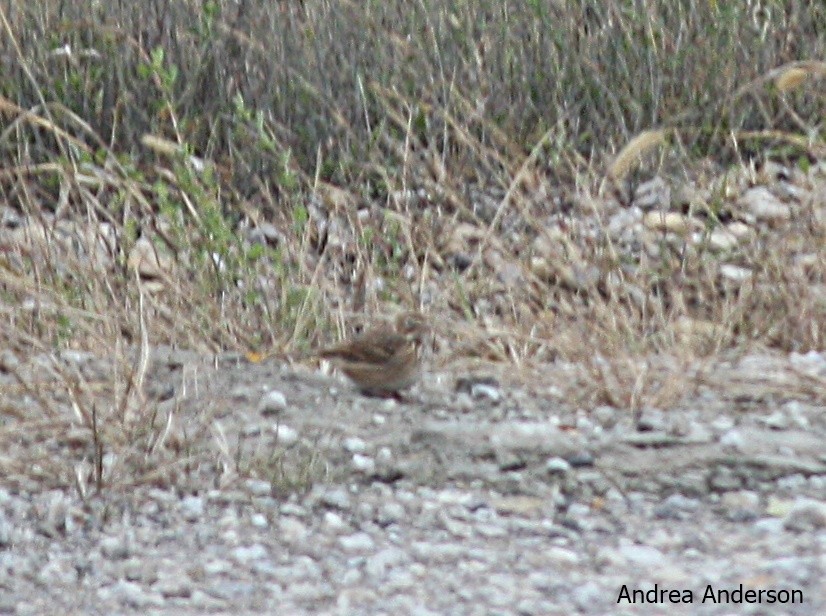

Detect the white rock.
[
  {"left": 100, "top": 580, "right": 165, "bottom": 608},
  {"left": 545, "top": 457, "right": 572, "bottom": 474},
  {"left": 231, "top": 544, "right": 268, "bottom": 563},
  {"left": 607, "top": 207, "right": 643, "bottom": 238},
  {"left": 470, "top": 383, "right": 502, "bottom": 403},
  {"left": 250, "top": 513, "right": 268, "bottom": 528},
  {"left": 727, "top": 221, "right": 753, "bottom": 238},
  {"left": 259, "top": 390, "right": 287, "bottom": 415},
  {"left": 487, "top": 421, "right": 576, "bottom": 455},
  {"left": 343, "top": 437, "right": 367, "bottom": 453},
  {"left": 323, "top": 511, "right": 348, "bottom": 533},
  {"left": 317, "top": 487, "right": 351, "bottom": 510},
  {"left": 100, "top": 535, "right": 130, "bottom": 559},
  {"left": 710, "top": 416, "right": 735, "bottom": 432},
  {"left": 789, "top": 350, "right": 826, "bottom": 377},
  {"left": 271, "top": 424, "right": 299, "bottom": 446},
  {"left": 244, "top": 479, "right": 271, "bottom": 497},
  {"left": 279, "top": 517, "right": 308, "bottom": 542},
  {"left": 37, "top": 559, "right": 78, "bottom": 587},
  {"left": 154, "top": 573, "right": 194, "bottom": 599},
  {"left": 338, "top": 532, "right": 375, "bottom": 552},
  {"left": 377, "top": 502, "right": 406, "bottom": 526},
  {"left": 365, "top": 547, "right": 407, "bottom": 579},
  {"left": 739, "top": 186, "right": 791, "bottom": 223},
  {"left": 721, "top": 490, "right": 760, "bottom": 513},
  {"left": 758, "top": 410, "right": 790, "bottom": 430},
  {"left": 719, "top": 263, "right": 753, "bottom": 283},
  {"left": 203, "top": 559, "right": 232, "bottom": 575},
  {"left": 783, "top": 498, "right": 826, "bottom": 531},
  {"left": 643, "top": 211, "right": 693, "bottom": 234},
  {"left": 706, "top": 227, "right": 740, "bottom": 251},
  {"left": 752, "top": 517, "right": 785, "bottom": 535},
  {"left": 546, "top": 547, "right": 580, "bottom": 565},
  {"left": 351, "top": 454, "right": 375, "bottom": 473},
  {"left": 618, "top": 544, "right": 666, "bottom": 568},
  {"left": 720, "top": 428, "right": 745, "bottom": 450},
  {"left": 179, "top": 495, "right": 205, "bottom": 521}
]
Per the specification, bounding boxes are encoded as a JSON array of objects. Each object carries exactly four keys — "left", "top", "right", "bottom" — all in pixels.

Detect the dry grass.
[{"left": 0, "top": 0, "right": 825, "bottom": 493}]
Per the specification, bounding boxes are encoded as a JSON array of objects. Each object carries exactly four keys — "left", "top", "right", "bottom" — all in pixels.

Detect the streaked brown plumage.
[{"left": 316, "top": 311, "right": 428, "bottom": 395}]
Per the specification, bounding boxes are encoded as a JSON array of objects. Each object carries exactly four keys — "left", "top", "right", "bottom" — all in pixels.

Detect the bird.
[{"left": 315, "top": 311, "right": 428, "bottom": 397}]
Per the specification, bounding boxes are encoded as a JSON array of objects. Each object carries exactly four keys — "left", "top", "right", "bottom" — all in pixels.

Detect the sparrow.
[{"left": 315, "top": 311, "right": 428, "bottom": 396}]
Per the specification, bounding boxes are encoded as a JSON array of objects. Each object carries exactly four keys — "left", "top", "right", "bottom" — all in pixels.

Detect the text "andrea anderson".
[{"left": 617, "top": 583, "right": 803, "bottom": 605}]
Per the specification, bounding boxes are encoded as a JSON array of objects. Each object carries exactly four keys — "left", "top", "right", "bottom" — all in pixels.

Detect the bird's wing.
[{"left": 318, "top": 331, "right": 405, "bottom": 363}]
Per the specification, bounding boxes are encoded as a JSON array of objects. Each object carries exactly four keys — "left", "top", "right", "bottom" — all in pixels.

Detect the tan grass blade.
[
  {"left": 608, "top": 129, "right": 667, "bottom": 180},
  {"left": 141, "top": 134, "right": 183, "bottom": 157},
  {"left": 775, "top": 61, "right": 826, "bottom": 92},
  {"left": 0, "top": 96, "right": 90, "bottom": 151},
  {"left": 775, "top": 67, "right": 809, "bottom": 92},
  {"left": 733, "top": 129, "right": 826, "bottom": 157}
]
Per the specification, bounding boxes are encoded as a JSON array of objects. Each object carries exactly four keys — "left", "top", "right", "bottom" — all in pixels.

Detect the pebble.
[
  {"left": 244, "top": 479, "right": 272, "bottom": 497},
  {"left": 546, "top": 547, "right": 580, "bottom": 565},
  {"left": 37, "top": 558, "right": 78, "bottom": 587},
  {"left": 99, "top": 535, "right": 130, "bottom": 560},
  {"left": 707, "top": 226, "right": 740, "bottom": 251},
  {"left": 617, "top": 543, "right": 666, "bottom": 568},
  {"left": 338, "top": 532, "right": 375, "bottom": 552},
  {"left": 278, "top": 517, "right": 308, "bottom": 542},
  {"left": 180, "top": 495, "right": 205, "bottom": 520},
  {"left": 752, "top": 517, "right": 785, "bottom": 535},
  {"left": 272, "top": 423, "right": 299, "bottom": 445},
  {"left": 782, "top": 498, "right": 826, "bottom": 531},
  {"left": 789, "top": 350, "right": 826, "bottom": 376},
  {"left": 323, "top": 511, "right": 349, "bottom": 533},
  {"left": 99, "top": 580, "right": 165, "bottom": 608},
  {"left": 572, "top": 581, "right": 604, "bottom": 611},
  {"left": 316, "top": 487, "right": 352, "bottom": 510},
  {"left": 635, "top": 408, "right": 666, "bottom": 431},
  {"left": 154, "top": 575, "right": 193, "bottom": 599},
  {"left": 654, "top": 494, "right": 701, "bottom": 519},
  {"left": 343, "top": 437, "right": 367, "bottom": 453},
  {"left": 592, "top": 405, "right": 618, "bottom": 428},
  {"left": 377, "top": 502, "right": 406, "bottom": 526},
  {"left": 259, "top": 390, "right": 287, "bottom": 415},
  {"left": 777, "top": 474, "right": 808, "bottom": 491},
  {"left": 470, "top": 383, "right": 502, "bottom": 403},
  {"left": 0, "top": 514, "right": 12, "bottom": 547},
  {"left": 719, "top": 263, "right": 753, "bottom": 283},
  {"left": 739, "top": 186, "right": 791, "bottom": 223},
  {"left": 203, "top": 559, "right": 232, "bottom": 575},
  {"left": 190, "top": 589, "right": 227, "bottom": 609},
  {"left": 709, "top": 467, "right": 743, "bottom": 491},
  {"left": 719, "top": 428, "right": 746, "bottom": 450},
  {"left": 352, "top": 454, "right": 376, "bottom": 473},
  {"left": 365, "top": 547, "right": 407, "bottom": 579},
  {"left": 721, "top": 490, "right": 761, "bottom": 521},
  {"left": 231, "top": 544, "right": 269, "bottom": 564},
  {"left": 759, "top": 410, "right": 790, "bottom": 430},
  {"left": 710, "top": 415, "right": 735, "bottom": 432},
  {"left": 545, "top": 457, "right": 572, "bottom": 474}
]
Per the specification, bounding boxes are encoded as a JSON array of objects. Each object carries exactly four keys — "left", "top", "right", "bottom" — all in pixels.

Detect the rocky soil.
[{"left": 1, "top": 346, "right": 825, "bottom": 615}]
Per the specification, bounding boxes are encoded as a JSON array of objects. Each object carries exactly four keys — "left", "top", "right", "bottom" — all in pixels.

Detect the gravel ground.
[{"left": 1, "top": 347, "right": 825, "bottom": 615}]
